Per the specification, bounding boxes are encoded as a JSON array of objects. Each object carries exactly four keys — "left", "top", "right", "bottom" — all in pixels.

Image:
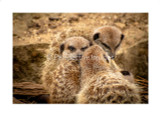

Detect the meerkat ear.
[
  {"left": 60, "top": 43, "right": 64, "bottom": 53},
  {"left": 120, "top": 70, "right": 130, "bottom": 76},
  {"left": 121, "top": 34, "right": 124, "bottom": 40},
  {"left": 93, "top": 33, "right": 100, "bottom": 40}
]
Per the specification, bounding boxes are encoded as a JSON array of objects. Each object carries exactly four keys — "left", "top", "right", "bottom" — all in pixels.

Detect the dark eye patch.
[
  {"left": 68, "top": 46, "right": 76, "bottom": 52},
  {"left": 93, "top": 33, "right": 100, "bottom": 40},
  {"left": 115, "top": 43, "right": 121, "bottom": 50},
  {"left": 121, "top": 34, "right": 124, "bottom": 40},
  {"left": 81, "top": 46, "right": 88, "bottom": 51},
  {"left": 101, "top": 42, "right": 111, "bottom": 50},
  {"left": 115, "top": 34, "right": 124, "bottom": 50}
]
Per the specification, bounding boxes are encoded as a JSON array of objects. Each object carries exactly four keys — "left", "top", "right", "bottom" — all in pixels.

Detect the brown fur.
[
  {"left": 41, "top": 37, "right": 62, "bottom": 90},
  {"left": 77, "top": 45, "right": 141, "bottom": 104},
  {"left": 49, "top": 59, "right": 80, "bottom": 103},
  {"left": 41, "top": 37, "right": 91, "bottom": 103}
]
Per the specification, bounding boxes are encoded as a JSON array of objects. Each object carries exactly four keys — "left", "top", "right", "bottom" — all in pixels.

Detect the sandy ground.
[{"left": 13, "top": 13, "right": 148, "bottom": 52}]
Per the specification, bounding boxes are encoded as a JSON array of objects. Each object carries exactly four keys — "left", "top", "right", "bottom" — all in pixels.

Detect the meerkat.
[
  {"left": 92, "top": 26, "right": 124, "bottom": 59},
  {"left": 92, "top": 26, "right": 134, "bottom": 83},
  {"left": 77, "top": 45, "right": 141, "bottom": 104},
  {"left": 41, "top": 37, "right": 91, "bottom": 103}
]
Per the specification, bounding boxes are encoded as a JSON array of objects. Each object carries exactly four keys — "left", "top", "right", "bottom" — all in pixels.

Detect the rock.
[
  {"left": 33, "top": 15, "right": 41, "bottom": 20},
  {"left": 48, "top": 17, "right": 60, "bottom": 21},
  {"left": 13, "top": 82, "right": 48, "bottom": 96},
  {"left": 115, "top": 39, "right": 148, "bottom": 79},
  {"left": 13, "top": 43, "right": 49, "bottom": 83},
  {"left": 77, "top": 13, "right": 84, "bottom": 17},
  {"left": 48, "top": 23, "right": 57, "bottom": 29},
  {"left": 113, "top": 15, "right": 118, "bottom": 20},
  {"left": 13, "top": 21, "right": 28, "bottom": 37},
  {"left": 115, "top": 22, "right": 126, "bottom": 28},
  {"left": 68, "top": 16, "right": 79, "bottom": 23},
  {"left": 13, "top": 97, "right": 24, "bottom": 104},
  {"left": 28, "top": 21, "right": 41, "bottom": 29}
]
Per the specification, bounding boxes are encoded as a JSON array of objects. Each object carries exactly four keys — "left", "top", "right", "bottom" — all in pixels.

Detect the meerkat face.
[
  {"left": 93, "top": 26, "right": 124, "bottom": 59},
  {"left": 60, "top": 37, "right": 92, "bottom": 61}
]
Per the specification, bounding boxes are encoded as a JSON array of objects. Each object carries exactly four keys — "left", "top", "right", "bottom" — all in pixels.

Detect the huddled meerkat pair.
[{"left": 41, "top": 26, "right": 140, "bottom": 104}]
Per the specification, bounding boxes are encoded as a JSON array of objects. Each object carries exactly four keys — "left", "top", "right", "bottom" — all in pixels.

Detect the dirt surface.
[
  {"left": 13, "top": 13, "right": 148, "bottom": 104},
  {"left": 13, "top": 13, "right": 148, "bottom": 49}
]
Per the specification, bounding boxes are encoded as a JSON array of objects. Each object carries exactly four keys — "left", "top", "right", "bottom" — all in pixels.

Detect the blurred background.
[{"left": 13, "top": 13, "right": 148, "bottom": 104}]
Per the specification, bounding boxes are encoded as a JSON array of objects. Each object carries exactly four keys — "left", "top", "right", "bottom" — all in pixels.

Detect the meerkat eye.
[
  {"left": 68, "top": 46, "right": 76, "bottom": 52},
  {"left": 81, "top": 46, "right": 88, "bottom": 51},
  {"left": 93, "top": 33, "right": 100, "bottom": 40},
  {"left": 101, "top": 42, "right": 111, "bottom": 50}
]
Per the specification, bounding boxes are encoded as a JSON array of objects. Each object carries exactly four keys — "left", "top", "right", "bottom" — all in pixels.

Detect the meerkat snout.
[{"left": 77, "top": 54, "right": 82, "bottom": 60}]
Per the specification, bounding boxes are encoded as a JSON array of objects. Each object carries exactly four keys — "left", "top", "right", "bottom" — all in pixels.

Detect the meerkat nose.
[{"left": 77, "top": 54, "right": 82, "bottom": 59}]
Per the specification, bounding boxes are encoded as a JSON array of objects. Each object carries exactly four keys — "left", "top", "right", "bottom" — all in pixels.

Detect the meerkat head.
[
  {"left": 60, "top": 37, "right": 92, "bottom": 61},
  {"left": 93, "top": 26, "right": 124, "bottom": 59},
  {"left": 80, "top": 45, "right": 110, "bottom": 71}
]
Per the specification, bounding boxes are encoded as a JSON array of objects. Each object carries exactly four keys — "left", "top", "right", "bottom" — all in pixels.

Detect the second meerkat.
[
  {"left": 77, "top": 45, "right": 141, "bottom": 104},
  {"left": 92, "top": 26, "right": 124, "bottom": 59},
  {"left": 41, "top": 37, "right": 91, "bottom": 103},
  {"left": 93, "top": 26, "right": 134, "bottom": 82}
]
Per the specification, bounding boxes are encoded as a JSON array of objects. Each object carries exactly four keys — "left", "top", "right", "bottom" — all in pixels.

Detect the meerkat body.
[
  {"left": 77, "top": 45, "right": 141, "bottom": 104},
  {"left": 93, "top": 26, "right": 124, "bottom": 59},
  {"left": 49, "top": 59, "right": 80, "bottom": 103},
  {"left": 41, "top": 37, "right": 91, "bottom": 103}
]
